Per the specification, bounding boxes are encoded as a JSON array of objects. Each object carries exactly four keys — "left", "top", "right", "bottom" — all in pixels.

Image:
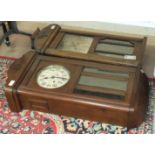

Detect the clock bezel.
[{"left": 36, "top": 64, "right": 71, "bottom": 89}]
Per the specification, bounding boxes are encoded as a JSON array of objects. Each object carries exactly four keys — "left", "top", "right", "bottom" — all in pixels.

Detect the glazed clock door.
[
  {"left": 74, "top": 66, "right": 131, "bottom": 103},
  {"left": 18, "top": 54, "right": 82, "bottom": 94}
]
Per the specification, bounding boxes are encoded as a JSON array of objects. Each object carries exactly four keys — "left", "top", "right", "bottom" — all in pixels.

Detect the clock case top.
[
  {"left": 5, "top": 51, "right": 149, "bottom": 129},
  {"left": 32, "top": 24, "right": 147, "bottom": 68}
]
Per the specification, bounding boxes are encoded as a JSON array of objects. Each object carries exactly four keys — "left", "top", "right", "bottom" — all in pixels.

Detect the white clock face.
[{"left": 37, "top": 65, "right": 70, "bottom": 89}]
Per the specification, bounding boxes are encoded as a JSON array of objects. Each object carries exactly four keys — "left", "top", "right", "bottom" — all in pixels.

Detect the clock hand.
[
  {"left": 42, "top": 77, "right": 49, "bottom": 79},
  {"left": 40, "top": 76, "right": 67, "bottom": 80},
  {"left": 50, "top": 76, "right": 67, "bottom": 80}
]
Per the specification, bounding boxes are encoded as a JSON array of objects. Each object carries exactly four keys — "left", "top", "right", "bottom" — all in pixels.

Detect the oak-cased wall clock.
[{"left": 5, "top": 24, "right": 149, "bottom": 129}]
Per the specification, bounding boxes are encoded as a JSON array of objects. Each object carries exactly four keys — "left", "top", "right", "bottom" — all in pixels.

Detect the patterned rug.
[{"left": 0, "top": 57, "right": 154, "bottom": 134}]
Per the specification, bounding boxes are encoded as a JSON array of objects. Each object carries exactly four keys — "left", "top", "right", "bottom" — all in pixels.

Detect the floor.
[{"left": 0, "top": 34, "right": 31, "bottom": 59}]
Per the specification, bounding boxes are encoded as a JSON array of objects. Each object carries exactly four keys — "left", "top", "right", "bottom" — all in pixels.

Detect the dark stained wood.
[
  {"left": 33, "top": 24, "right": 61, "bottom": 53},
  {"left": 45, "top": 49, "right": 140, "bottom": 67},
  {"left": 127, "top": 72, "right": 149, "bottom": 129},
  {"left": 40, "top": 25, "right": 61, "bottom": 53},
  {"left": 5, "top": 51, "right": 149, "bottom": 129},
  {"left": 32, "top": 24, "right": 147, "bottom": 66},
  {"left": 18, "top": 93, "right": 129, "bottom": 126},
  {"left": 32, "top": 24, "right": 147, "bottom": 67},
  {"left": 5, "top": 51, "right": 37, "bottom": 112}
]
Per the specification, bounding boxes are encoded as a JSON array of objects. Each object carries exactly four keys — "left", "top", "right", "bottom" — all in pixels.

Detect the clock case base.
[{"left": 5, "top": 51, "right": 149, "bottom": 129}]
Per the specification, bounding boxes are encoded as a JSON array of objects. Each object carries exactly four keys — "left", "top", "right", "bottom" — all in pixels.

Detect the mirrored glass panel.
[
  {"left": 78, "top": 76, "right": 127, "bottom": 91},
  {"left": 95, "top": 39, "right": 136, "bottom": 59},
  {"left": 83, "top": 67, "right": 129, "bottom": 77},
  {"left": 74, "top": 67, "right": 129, "bottom": 100},
  {"left": 56, "top": 34, "right": 93, "bottom": 54},
  {"left": 74, "top": 89, "right": 125, "bottom": 100}
]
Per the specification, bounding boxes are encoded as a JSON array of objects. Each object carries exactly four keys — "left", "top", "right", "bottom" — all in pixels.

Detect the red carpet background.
[{"left": 0, "top": 57, "right": 154, "bottom": 134}]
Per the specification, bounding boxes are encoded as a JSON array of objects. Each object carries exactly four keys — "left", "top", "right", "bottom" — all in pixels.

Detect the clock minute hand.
[{"left": 50, "top": 76, "right": 67, "bottom": 80}]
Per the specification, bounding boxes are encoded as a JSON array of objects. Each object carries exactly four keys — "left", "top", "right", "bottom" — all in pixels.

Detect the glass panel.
[
  {"left": 57, "top": 34, "right": 93, "bottom": 54},
  {"left": 95, "top": 39, "right": 135, "bottom": 59},
  {"left": 97, "top": 52, "right": 125, "bottom": 59},
  {"left": 75, "top": 66, "right": 129, "bottom": 100},
  {"left": 78, "top": 76, "right": 128, "bottom": 91},
  {"left": 83, "top": 67, "right": 129, "bottom": 77},
  {"left": 74, "top": 89, "right": 125, "bottom": 100},
  {"left": 100, "top": 39, "right": 134, "bottom": 46}
]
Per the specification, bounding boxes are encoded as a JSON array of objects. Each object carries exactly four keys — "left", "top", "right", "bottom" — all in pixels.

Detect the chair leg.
[
  {"left": 0, "top": 21, "right": 32, "bottom": 47},
  {"left": 8, "top": 21, "right": 32, "bottom": 36},
  {"left": 2, "top": 23, "right": 11, "bottom": 46},
  {"left": 8, "top": 21, "right": 19, "bottom": 33}
]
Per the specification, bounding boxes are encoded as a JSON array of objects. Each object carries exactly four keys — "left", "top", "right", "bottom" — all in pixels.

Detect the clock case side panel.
[
  {"left": 5, "top": 51, "right": 37, "bottom": 112},
  {"left": 127, "top": 72, "right": 149, "bottom": 129}
]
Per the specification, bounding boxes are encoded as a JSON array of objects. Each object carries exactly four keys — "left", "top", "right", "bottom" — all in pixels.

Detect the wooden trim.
[
  {"left": 88, "top": 37, "right": 99, "bottom": 53},
  {"left": 61, "top": 28, "right": 145, "bottom": 41},
  {"left": 124, "top": 72, "right": 136, "bottom": 103},
  {"left": 45, "top": 49, "right": 139, "bottom": 67},
  {"left": 68, "top": 66, "right": 83, "bottom": 93},
  {"left": 41, "top": 25, "right": 61, "bottom": 53},
  {"left": 49, "top": 31, "right": 64, "bottom": 48},
  {"left": 40, "top": 54, "right": 136, "bottom": 73}
]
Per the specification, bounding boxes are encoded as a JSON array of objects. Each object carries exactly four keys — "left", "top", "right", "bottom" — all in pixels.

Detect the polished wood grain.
[{"left": 5, "top": 52, "right": 149, "bottom": 129}]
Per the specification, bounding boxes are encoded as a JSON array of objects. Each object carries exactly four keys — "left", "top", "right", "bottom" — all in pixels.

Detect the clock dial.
[{"left": 37, "top": 65, "right": 70, "bottom": 89}]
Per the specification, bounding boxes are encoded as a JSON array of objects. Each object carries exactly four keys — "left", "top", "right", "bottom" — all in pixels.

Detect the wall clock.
[
  {"left": 5, "top": 50, "right": 149, "bottom": 129},
  {"left": 32, "top": 24, "right": 147, "bottom": 67}
]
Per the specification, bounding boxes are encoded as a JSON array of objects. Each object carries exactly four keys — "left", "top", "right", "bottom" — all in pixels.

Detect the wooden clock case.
[
  {"left": 5, "top": 24, "right": 149, "bottom": 129},
  {"left": 32, "top": 24, "right": 147, "bottom": 67}
]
